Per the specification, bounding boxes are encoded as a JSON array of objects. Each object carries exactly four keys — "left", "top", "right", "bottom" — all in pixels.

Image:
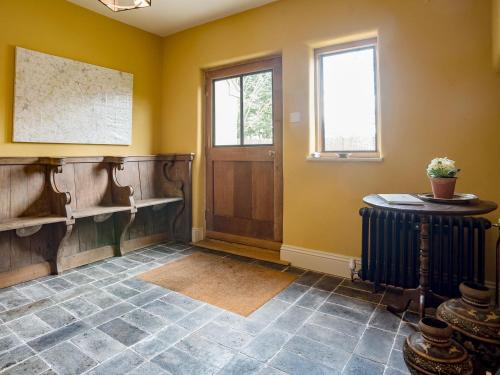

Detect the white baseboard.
[
  {"left": 192, "top": 227, "right": 204, "bottom": 243},
  {"left": 280, "top": 244, "right": 360, "bottom": 278},
  {"left": 280, "top": 244, "right": 498, "bottom": 291}
]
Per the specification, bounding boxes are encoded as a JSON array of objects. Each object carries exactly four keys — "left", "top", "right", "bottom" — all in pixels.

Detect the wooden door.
[{"left": 205, "top": 56, "right": 283, "bottom": 248}]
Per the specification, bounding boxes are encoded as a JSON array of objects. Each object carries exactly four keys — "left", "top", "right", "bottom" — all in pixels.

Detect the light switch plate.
[{"left": 289, "top": 112, "right": 301, "bottom": 123}]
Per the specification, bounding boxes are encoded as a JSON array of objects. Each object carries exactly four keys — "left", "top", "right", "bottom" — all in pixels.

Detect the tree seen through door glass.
[
  {"left": 213, "top": 71, "right": 273, "bottom": 146},
  {"left": 243, "top": 71, "right": 273, "bottom": 145}
]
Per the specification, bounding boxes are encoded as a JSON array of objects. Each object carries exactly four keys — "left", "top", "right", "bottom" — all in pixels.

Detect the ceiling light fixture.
[{"left": 98, "top": 0, "right": 151, "bottom": 12}]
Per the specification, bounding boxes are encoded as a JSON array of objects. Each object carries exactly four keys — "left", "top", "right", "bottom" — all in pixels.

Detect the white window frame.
[{"left": 313, "top": 37, "right": 382, "bottom": 161}]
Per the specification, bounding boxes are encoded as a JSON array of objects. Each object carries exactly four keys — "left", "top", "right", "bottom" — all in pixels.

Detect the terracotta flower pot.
[
  {"left": 430, "top": 177, "right": 457, "bottom": 199},
  {"left": 403, "top": 317, "right": 473, "bottom": 375}
]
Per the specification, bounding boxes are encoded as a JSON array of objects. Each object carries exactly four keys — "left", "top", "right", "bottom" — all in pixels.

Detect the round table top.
[{"left": 363, "top": 194, "right": 497, "bottom": 216}]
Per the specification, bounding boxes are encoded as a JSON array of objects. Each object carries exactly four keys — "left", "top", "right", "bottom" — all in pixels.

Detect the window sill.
[{"left": 306, "top": 155, "right": 384, "bottom": 162}]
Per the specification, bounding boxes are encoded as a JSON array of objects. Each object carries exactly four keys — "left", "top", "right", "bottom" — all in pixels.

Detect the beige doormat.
[{"left": 138, "top": 252, "right": 297, "bottom": 316}]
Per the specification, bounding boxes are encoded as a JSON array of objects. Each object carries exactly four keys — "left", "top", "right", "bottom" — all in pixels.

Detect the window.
[
  {"left": 315, "top": 38, "right": 380, "bottom": 157},
  {"left": 213, "top": 70, "right": 273, "bottom": 146}
]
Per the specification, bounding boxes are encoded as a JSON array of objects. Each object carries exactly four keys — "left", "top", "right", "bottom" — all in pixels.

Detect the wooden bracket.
[
  {"left": 163, "top": 161, "right": 186, "bottom": 241},
  {"left": 16, "top": 225, "right": 42, "bottom": 238}
]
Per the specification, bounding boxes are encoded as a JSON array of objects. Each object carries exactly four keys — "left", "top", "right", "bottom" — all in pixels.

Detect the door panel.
[{"left": 205, "top": 56, "right": 283, "bottom": 246}]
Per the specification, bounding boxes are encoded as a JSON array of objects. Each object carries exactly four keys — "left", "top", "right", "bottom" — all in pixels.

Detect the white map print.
[{"left": 13, "top": 47, "right": 133, "bottom": 145}]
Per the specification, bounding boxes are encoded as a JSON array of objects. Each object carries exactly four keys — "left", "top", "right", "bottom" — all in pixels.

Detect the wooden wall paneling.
[
  {"left": 251, "top": 162, "right": 274, "bottom": 222},
  {"left": 74, "top": 163, "right": 112, "bottom": 208},
  {"left": 139, "top": 161, "right": 155, "bottom": 199},
  {"left": 0, "top": 166, "right": 10, "bottom": 221},
  {"left": 0, "top": 232, "right": 11, "bottom": 272},
  {"left": 213, "top": 161, "right": 234, "bottom": 217}
]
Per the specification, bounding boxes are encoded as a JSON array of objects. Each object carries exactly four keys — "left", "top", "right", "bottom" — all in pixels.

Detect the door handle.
[{"left": 268, "top": 150, "right": 276, "bottom": 158}]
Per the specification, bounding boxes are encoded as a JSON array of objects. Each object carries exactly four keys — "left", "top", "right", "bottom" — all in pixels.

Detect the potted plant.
[{"left": 426, "top": 157, "right": 460, "bottom": 199}]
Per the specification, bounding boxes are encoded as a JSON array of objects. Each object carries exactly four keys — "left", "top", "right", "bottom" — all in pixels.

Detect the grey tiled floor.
[{"left": 0, "top": 243, "right": 413, "bottom": 374}]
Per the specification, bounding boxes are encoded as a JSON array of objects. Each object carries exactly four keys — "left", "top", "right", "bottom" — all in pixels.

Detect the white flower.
[{"left": 427, "top": 157, "right": 459, "bottom": 178}]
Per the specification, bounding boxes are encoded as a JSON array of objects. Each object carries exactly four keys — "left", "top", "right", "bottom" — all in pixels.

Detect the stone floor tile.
[
  {"left": 126, "top": 253, "right": 156, "bottom": 263},
  {"left": 295, "top": 271, "right": 324, "bottom": 287},
  {"left": 1, "top": 355, "right": 48, "bottom": 375},
  {"left": 257, "top": 366, "right": 288, "bottom": 375},
  {"left": 318, "top": 301, "right": 372, "bottom": 324},
  {"left": 41, "top": 278, "right": 75, "bottom": 292},
  {"left": 334, "top": 286, "right": 383, "bottom": 304},
  {"left": 270, "top": 350, "right": 337, "bottom": 375},
  {"left": 140, "top": 250, "right": 167, "bottom": 259},
  {"left": 308, "top": 311, "right": 365, "bottom": 338},
  {"left": 241, "top": 328, "right": 291, "bottom": 362},
  {"left": 72, "top": 328, "right": 126, "bottom": 362},
  {"left": 355, "top": 327, "right": 395, "bottom": 364},
  {"left": 97, "top": 262, "right": 127, "bottom": 274},
  {"left": 27, "top": 321, "right": 89, "bottom": 352},
  {"left": 83, "top": 302, "right": 135, "bottom": 327},
  {"left": 284, "top": 335, "right": 350, "bottom": 371},
  {"left": 111, "top": 257, "right": 141, "bottom": 269},
  {"left": 132, "top": 337, "right": 167, "bottom": 359},
  {"left": 98, "top": 318, "right": 149, "bottom": 346},
  {"left": 384, "top": 367, "right": 410, "bottom": 375},
  {"left": 142, "top": 300, "right": 187, "bottom": 322},
  {"left": 160, "top": 292, "right": 203, "bottom": 312},
  {"left": 16, "top": 284, "right": 54, "bottom": 301},
  {"left": 62, "top": 297, "right": 101, "bottom": 318},
  {"left": 40, "top": 341, "right": 97, "bottom": 374},
  {"left": 0, "top": 335, "right": 21, "bottom": 353},
  {"left": 122, "top": 308, "right": 168, "bottom": 334},
  {"left": 217, "top": 353, "right": 263, "bottom": 375},
  {"left": 398, "top": 321, "right": 418, "bottom": 337},
  {"left": 82, "top": 291, "right": 120, "bottom": 309},
  {"left": 313, "top": 275, "right": 343, "bottom": 292},
  {"left": 343, "top": 354, "right": 385, "bottom": 375},
  {"left": 270, "top": 306, "right": 313, "bottom": 334},
  {"left": 274, "top": 283, "right": 309, "bottom": 304},
  {"left": 369, "top": 307, "right": 402, "bottom": 332},
  {"left": 196, "top": 322, "right": 253, "bottom": 350},
  {"left": 86, "top": 349, "right": 144, "bottom": 375},
  {"left": 326, "top": 293, "right": 377, "bottom": 315},
  {"left": 249, "top": 299, "right": 290, "bottom": 324},
  {"left": 0, "top": 345, "right": 35, "bottom": 372},
  {"left": 152, "top": 347, "right": 214, "bottom": 375},
  {"left": 121, "top": 278, "right": 155, "bottom": 292},
  {"left": 214, "top": 311, "right": 267, "bottom": 335},
  {"left": 155, "top": 324, "right": 190, "bottom": 346},
  {"left": 105, "top": 283, "right": 140, "bottom": 300},
  {"left": 6, "top": 315, "right": 52, "bottom": 341},
  {"left": 388, "top": 349, "right": 409, "bottom": 373},
  {"left": 79, "top": 267, "right": 113, "bottom": 280},
  {"left": 36, "top": 305, "right": 77, "bottom": 329},
  {"left": 50, "top": 284, "right": 100, "bottom": 304},
  {"left": 340, "top": 279, "right": 380, "bottom": 293},
  {"left": 62, "top": 272, "right": 95, "bottom": 286},
  {"left": 0, "top": 325, "right": 10, "bottom": 338},
  {"left": 296, "top": 288, "right": 330, "bottom": 310},
  {"left": 92, "top": 274, "right": 128, "bottom": 289},
  {"left": 297, "top": 323, "right": 358, "bottom": 352},
  {"left": 0, "top": 290, "right": 32, "bottom": 309},
  {"left": 128, "top": 288, "right": 170, "bottom": 307},
  {"left": 0, "top": 299, "right": 53, "bottom": 323},
  {"left": 127, "top": 361, "right": 169, "bottom": 375},
  {"left": 394, "top": 334, "right": 407, "bottom": 350},
  {"left": 175, "top": 333, "right": 235, "bottom": 369}
]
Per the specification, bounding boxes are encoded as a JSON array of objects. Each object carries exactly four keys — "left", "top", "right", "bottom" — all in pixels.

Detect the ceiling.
[{"left": 67, "top": 0, "right": 278, "bottom": 37}]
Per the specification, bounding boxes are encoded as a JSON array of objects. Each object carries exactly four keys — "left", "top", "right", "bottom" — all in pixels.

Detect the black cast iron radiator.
[{"left": 359, "top": 208, "right": 491, "bottom": 297}]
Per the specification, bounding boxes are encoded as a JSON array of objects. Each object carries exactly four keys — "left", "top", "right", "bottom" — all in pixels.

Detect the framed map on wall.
[{"left": 13, "top": 47, "right": 133, "bottom": 145}]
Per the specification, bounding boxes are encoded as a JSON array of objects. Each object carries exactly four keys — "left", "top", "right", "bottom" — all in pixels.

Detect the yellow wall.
[
  {"left": 0, "top": 0, "right": 163, "bottom": 156},
  {"left": 495, "top": 0, "right": 500, "bottom": 71},
  {"left": 160, "top": 0, "right": 500, "bottom": 278}
]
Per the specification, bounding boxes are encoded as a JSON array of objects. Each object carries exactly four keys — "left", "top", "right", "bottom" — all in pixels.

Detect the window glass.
[{"left": 214, "top": 77, "right": 241, "bottom": 146}]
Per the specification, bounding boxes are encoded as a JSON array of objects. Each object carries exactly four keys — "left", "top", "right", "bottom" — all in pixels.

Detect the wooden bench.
[{"left": 0, "top": 154, "right": 194, "bottom": 288}]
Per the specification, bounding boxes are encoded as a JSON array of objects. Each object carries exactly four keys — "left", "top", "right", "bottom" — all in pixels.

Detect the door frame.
[{"left": 204, "top": 55, "right": 283, "bottom": 247}]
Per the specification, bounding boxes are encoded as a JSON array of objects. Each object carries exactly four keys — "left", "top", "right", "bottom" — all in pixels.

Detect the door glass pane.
[
  {"left": 243, "top": 71, "right": 273, "bottom": 145},
  {"left": 322, "top": 47, "right": 376, "bottom": 152},
  {"left": 214, "top": 77, "right": 241, "bottom": 146}
]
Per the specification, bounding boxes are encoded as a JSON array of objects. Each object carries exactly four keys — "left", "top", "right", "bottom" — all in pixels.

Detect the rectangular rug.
[{"left": 138, "top": 252, "right": 297, "bottom": 316}]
